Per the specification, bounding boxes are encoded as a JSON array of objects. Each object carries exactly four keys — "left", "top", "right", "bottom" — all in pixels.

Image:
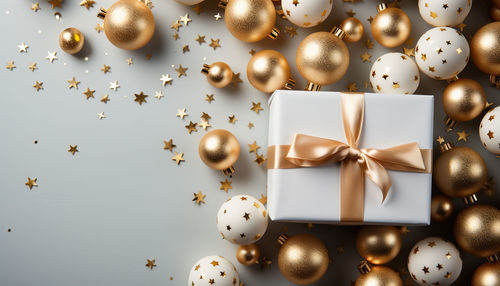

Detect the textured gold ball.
[
  {"left": 236, "top": 244, "right": 260, "bottom": 265},
  {"left": 247, "top": 50, "right": 291, "bottom": 93},
  {"left": 278, "top": 234, "right": 329, "bottom": 285},
  {"left": 296, "top": 31, "right": 350, "bottom": 86},
  {"left": 59, "top": 27, "right": 85, "bottom": 54},
  {"left": 434, "top": 147, "right": 487, "bottom": 198},
  {"left": 431, "top": 194, "right": 454, "bottom": 222},
  {"left": 371, "top": 7, "right": 411, "bottom": 48},
  {"left": 442, "top": 78, "right": 486, "bottom": 122},
  {"left": 472, "top": 262, "right": 500, "bottom": 286},
  {"left": 471, "top": 22, "right": 500, "bottom": 76},
  {"left": 101, "top": 0, "right": 155, "bottom": 50},
  {"left": 198, "top": 129, "right": 240, "bottom": 171},
  {"left": 203, "top": 62, "right": 233, "bottom": 88},
  {"left": 454, "top": 204, "right": 500, "bottom": 258},
  {"left": 340, "top": 17, "right": 364, "bottom": 43},
  {"left": 224, "top": 0, "right": 276, "bottom": 42},
  {"left": 356, "top": 226, "right": 402, "bottom": 265},
  {"left": 491, "top": 6, "right": 500, "bottom": 21},
  {"left": 355, "top": 266, "right": 403, "bottom": 286}
]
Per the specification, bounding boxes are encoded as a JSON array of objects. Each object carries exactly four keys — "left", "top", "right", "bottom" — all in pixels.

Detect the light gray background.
[{"left": 0, "top": 1, "right": 498, "bottom": 285}]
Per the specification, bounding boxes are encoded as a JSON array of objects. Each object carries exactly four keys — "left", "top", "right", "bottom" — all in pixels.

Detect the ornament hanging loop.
[
  {"left": 376, "top": 3, "right": 388, "bottom": 12},
  {"left": 358, "top": 260, "right": 372, "bottom": 274},
  {"left": 97, "top": 8, "right": 107, "bottom": 19}
]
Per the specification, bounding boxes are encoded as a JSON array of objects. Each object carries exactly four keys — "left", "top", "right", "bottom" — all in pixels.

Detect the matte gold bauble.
[
  {"left": 434, "top": 146, "right": 487, "bottom": 198},
  {"left": 222, "top": 0, "right": 279, "bottom": 42},
  {"left": 246, "top": 50, "right": 295, "bottom": 93},
  {"left": 472, "top": 262, "right": 500, "bottom": 286},
  {"left": 355, "top": 266, "right": 403, "bottom": 286},
  {"left": 356, "top": 226, "right": 402, "bottom": 265},
  {"left": 198, "top": 129, "right": 240, "bottom": 176},
  {"left": 59, "top": 27, "right": 85, "bottom": 54},
  {"left": 491, "top": 6, "right": 500, "bottom": 21},
  {"left": 277, "top": 234, "right": 329, "bottom": 285},
  {"left": 442, "top": 78, "right": 486, "bottom": 124},
  {"left": 340, "top": 17, "right": 364, "bottom": 43},
  {"left": 98, "top": 0, "right": 155, "bottom": 50},
  {"left": 431, "top": 194, "right": 454, "bottom": 222},
  {"left": 236, "top": 244, "right": 260, "bottom": 265},
  {"left": 471, "top": 22, "right": 500, "bottom": 76},
  {"left": 371, "top": 4, "right": 411, "bottom": 48},
  {"left": 454, "top": 204, "right": 500, "bottom": 257},
  {"left": 201, "top": 62, "right": 233, "bottom": 88}
]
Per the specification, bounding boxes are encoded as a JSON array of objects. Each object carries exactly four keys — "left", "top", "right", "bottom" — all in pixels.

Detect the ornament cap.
[
  {"left": 276, "top": 9, "right": 286, "bottom": 19},
  {"left": 358, "top": 260, "right": 372, "bottom": 274},
  {"left": 218, "top": 0, "right": 228, "bottom": 9},
  {"left": 376, "top": 3, "right": 388, "bottom": 13},
  {"left": 490, "top": 75, "right": 500, "bottom": 89},
  {"left": 305, "top": 82, "right": 321, "bottom": 91},
  {"left": 268, "top": 27, "right": 280, "bottom": 40},
  {"left": 447, "top": 76, "right": 460, "bottom": 83},
  {"left": 222, "top": 166, "right": 236, "bottom": 177},
  {"left": 285, "top": 78, "right": 296, "bottom": 90},
  {"left": 330, "top": 26, "right": 347, "bottom": 40},
  {"left": 444, "top": 116, "right": 457, "bottom": 131},
  {"left": 463, "top": 194, "right": 478, "bottom": 205},
  {"left": 487, "top": 254, "right": 499, "bottom": 263},
  {"left": 97, "top": 8, "right": 107, "bottom": 19},
  {"left": 277, "top": 234, "right": 289, "bottom": 245},
  {"left": 201, "top": 64, "right": 210, "bottom": 74},
  {"left": 440, "top": 142, "right": 453, "bottom": 153}
]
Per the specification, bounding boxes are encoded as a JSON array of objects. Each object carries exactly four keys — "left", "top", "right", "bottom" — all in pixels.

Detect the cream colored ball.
[{"left": 188, "top": 255, "right": 239, "bottom": 286}]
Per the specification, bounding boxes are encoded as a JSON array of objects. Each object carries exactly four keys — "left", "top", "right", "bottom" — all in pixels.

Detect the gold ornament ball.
[
  {"left": 491, "top": 6, "right": 500, "bottom": 21},
  {"left": 247, "top": 50, "right": 291, "bottom": 93},
  {"left": 472, "top": 262, "right": 500, "bottom": 286},
  {"left": 340, "top": 17, "right": 364, "bottom": 43},
  {"left": 224, "top": 0, "right": 277, "bottom": 42},
  {"left": 236, "top": 244, "right": 260, "bottom": 265},
  {"left": 471, "top": 21, "right": 500, "bottom": 76},
  {"left": 355, "top": 266, "right": 403, "bottom": 286},
  {"left": 100, "top": 0, "right": 155, "bottom": 50},
  {"left": 356, "top": 226, "right": 402, "bottom": 265},
  {"left": 371, "top": 6, "right": 411, "bottom": 48},
  {"left": 431, "top": 195, "right": 454, "bottom": 222},
  {"left": 59, "top": 28, "right": 85, "bottom": 54},
  {"left": 278, "top": 234, "right": 329, "bottom": 285},
  {"left": 454, "top": 204, "right": 500, "bottom": 258},
  {"left": 442, "top": 78, "right": 486, "bottom": 122},
  {"left": 202, "top": 62, "right": 233, "bottom": 88},
  {"left": 494, "top": 0, "right": 500, "bottom": 7},
  {"left": 198, "top": 129, "right": 240, "bottom": 171},
  {"left": 434, "top": 147, "right": 487, "bottom": 198}
]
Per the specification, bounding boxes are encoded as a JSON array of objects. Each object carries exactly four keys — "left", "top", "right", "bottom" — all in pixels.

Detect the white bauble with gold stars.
[
  {"left": 415, "top": 27, "right": 470, "bottom": 80},
  {"left": 369, "top": 52, "right": 420, "bottom": 94},
  {"left": 216, "top": 195, "right": 268, "bottom": 245},
  {"left": 408, "top": 237, "right": 462, "bottom": 286},
  {"left": 174, "top": 0, "right": 204, "bottom": 5},
  {"left": 188, "top": 255, "right": 239, "bottom": 286},
  {"left": 281, "top": 0, "right": 333, "bottom": 28},
  {"left": 418, "top": 0, "right": 472, "bottom": 27},
  {"left": 479, "top": 106, "right": 500, "bottom": 156}
]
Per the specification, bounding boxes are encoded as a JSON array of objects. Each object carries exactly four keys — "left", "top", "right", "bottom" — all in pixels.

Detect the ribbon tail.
[
  {"left": 363, "top": 157, "right": 392, "bottom": 203},
  {"left": 340, "top": 159, "right": 365, "bottom": 222}
]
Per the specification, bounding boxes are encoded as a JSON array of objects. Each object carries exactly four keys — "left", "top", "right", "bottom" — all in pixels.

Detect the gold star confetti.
[
  {"left": 160, "top": 74, "right": 173, "bottom": 85},
  {"left": 201, "top": 112, "right": 211, "bottom": 121},
  {"left": 220, "top": 179, "right": 232, "bottom": 193},
  {"left": 25, "top": 177, "right": 38, "bottom": 190},
  {"left": 285, "top": 26, "right": 298, "bottom": 37},
  {"left": 172, "top": 32, "right": 180, "bottom": 40},
  {"left": 361, "top": 52, "right": 372, "bottom": 62},
  {"left": 365, "top": 39, "right": 374, "bottom": 49},
  {"left": 347, "top": 82, "right": 358, "bottom": 92},
  {"left": 182, "top": 45, "right": 190, "bottom": 53},
  {"left": 437, "top": 136, "right": 445, "bottom": 144},
  {"left": 48, "top": 0, "right": 63, "bottom": 9},
  {"left": 251, "top": 102, "right": 263, "bottom": 114},
  {"left": 163, "top": 139, "right": 176, "bottom": 152},
  {"left": 180, "top": 13, "right": 192, "bottom": 25},
  {"left": 176, "top": 108, "right": 188, "bottom": 119},
  {"left": 18, "top": 42, "right": 29, "bottom": 53},
  {"left": 134, "top": 92, "right": 148, "bottom": 105},
  {"left": 400, "top": 226, "right": 410, "bottom": 235},
  {"left": 367, "top": 16, "right": 374, "bottom": 23},
  {"left": 83, "top": 88, "right": 95, "bottom": 99},
  {"left": 457, "top": 130, "right": 469, "bottom": 141},
  {"left": 205, "top": 94, "right": 214, "bottom": 103},
  {"left": 175, "top": 64, "right": 188, "bottom": 77},
  {"left": 100, "top": 94, "right": 110, "bottom": 104},
  {"left": 154, "top": 91, "right": 164, "bottom": 100},
  {"left": 192, "top": 3, "right": 203, "bottom": 14},
  {"left": 126, "top": 58, "right": 133, "bottom": 65},
  {"left": 33, "top": 81, "right": 43, "bottom": 91},
  {"left": 456, "top": 23, "right": 466, "bottom": 31},
  {"left": 31, "top": 2, "right": 40, "bottom": 12},
  {"left": 231, "top": 73, "right": 242, "bottom": 86},
  {"left": 258, "top": 194, "right": 267, "bottom": 205},
  {"left": 68, "top": 145, "right": 78, "bottom": 155},
  {"left": 6, "top": 61, "right": 16, "bottom": 71},
  {"left": 95, "top": 23, "right": 103, "bottom": 33},
  {"left": 28, "top": 62, "right": 37, "bottom": 72},
  {"left": 79, "top": 0, "right": 95, "bottom": 9},
  {"left": 248, "top": 122, "right": 254, "bottom": 129},
  {"left": 214, "top": 13, "right": 222, "bottom": 20},
  {"left": 171, "top": 20, "right": 182, "bottom": 31},
  {"left": 248, "top": 141, "right": 260, "bottom": 153},
  {"left": 346, "top": 9, "right": 356, "bottom": 17},
  {"left": 145, "top": 259, "right": 156, "bottom": 270},
  {"left": 100, "top": 64, "right": 110, "bottom": 74},
  {"left": 97, "top": 112, "right": 106, "bottom": 120},
  {"left": 249, "top": 49, "right": 256, "bottom": 55},
  {"left": 185, "top": 121, "right": 198, "bottom": 134},
  {"left": 228, "top": 115, "right": 237, "bottom": 124},
  {"left": 67, "top": 77, "right": 80, "bottom": 89},
  {"left": 255, "top": 154, "right": 266, "bottom": 165},
  {"left": 403, "top": 47, "right": 415, "bottom": 57},
  {"left": 172, "top": 152, "right": 185, "bottom": 165},
  {"left": 195, "top": 34, "right": 206, "bottom": 45},
  {"left": 46, "top": 51, "right": 57, "bottom": 63},
  {"left": 404, "top": 37, "right": 415, "bottom": 46},
  {"left": 193, "top": 191, "right": 206, "bottom": 205},
  {"left": 199, "top": 119, "right": 211, "bottom": 130},
  {"left": 209, "top": 38, "right": 221, "bottom": 50},
  {"left": 257, "top": 256, "right": 272, "bottom": 269}
]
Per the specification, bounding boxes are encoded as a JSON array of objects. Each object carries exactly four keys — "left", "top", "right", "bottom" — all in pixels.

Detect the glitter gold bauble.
[
  {"left": 371, "top": 4, "right": 411, "bottom": 48},
  {"left": 222, "top": 0, "right": 279, "bottom": 42},
  {"left": 98, "top": 0, "right": 155, "bottom": 50},
  {"left": 201, "top": 62, "right": 233, "bottom": 88},
  {"left": 472, "top": 262, "right": 500, "bottom": 286},
  {"left": 356, "top": 226, "right": 402, "bottom": 265},
  {"left": 434, "top": 146, "right": 487, "bottom": 198},
  {"left": 59, "top": 27, "right": 85, "bottom": 54},
  {"left": 198, "top": 129, "right": 240, "bottom": 176},
  {"left": 236, "top": 244, "right": 260, "bottom": 265},
  {"left": 296, "top": 28, "right": 350, "bottom": 91},
  {"left": 247, "top": 50, "right": 295, "bottom": 93},
  {"left": 277, "top": 234, "right": 329, "bottom": 285},
  {"left": 454, "top": 204, "right": 500, "bottom": 258},
  {"left": 355, "top": 265, "right": 403, "bottom": 286},
  {"left": 442, "top": 78, "right": 486, "bottom": 128},
  {"left": 471, "top": 22, "right": 500, "bottom": 77},
  {"left": 431, "top": 195, "right": 454, "bottom": 222},
  {"left": 340, "top": 17, "right": 364, "bottom": 43}
]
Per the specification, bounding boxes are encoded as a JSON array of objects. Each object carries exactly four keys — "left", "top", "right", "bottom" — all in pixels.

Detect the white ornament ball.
[
  {"left": 369, "top": 52, "right": 420, "bottom": 94},
  {"left": 281, "top": 0, "right": 333, "bottom": 28},
  {"left": 415, "top": 27, "right": 470, "bottom": 80},
  {"left": 216, "top": 195, "right": 268, "bottom": 245},
  {"left": 418, "top": 0, "right": 472, "bottom": 27},
  {"left": 174, "top": 0, "right": 204, "bottom": 5},
  {"left": 188, "top": 255, "right": 239, "bottom": 286},
  {"left": 408, "top": 237, "right": 462, "bottom": 286},
  {"left": 479, "top": 106, "right": 500, "bottom": 156}
]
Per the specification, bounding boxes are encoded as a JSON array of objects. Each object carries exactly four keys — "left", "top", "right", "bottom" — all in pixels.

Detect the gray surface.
[{"left": 0, "top": 1, "right": 498, "bottom": 285}]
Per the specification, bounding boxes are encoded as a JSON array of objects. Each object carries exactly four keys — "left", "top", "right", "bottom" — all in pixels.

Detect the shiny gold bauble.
[
  {"left": 355, "top": 266, "right": 403, "bottom": 286},
  {"left": 340, "top": 17, "right": 364, "bottom": 43},
  {"left": 236, "top": 244, "right": 260, "bottom": 265},
  {"left": 471, "top": 22, "right": 500, "bottom": 76},
  {"left": 371, "top": 5, "right": 411, "bottom": 48},
  {"left": 454, "top": 204, "right": 500, "bottom": 257},
  {"left": 202, "top": 62, "right": 233, "bottom": 88},
  {"left": 224, "top": 0, "right": 277, "bottom": 42},
  {"left": 99, "top": 0, "right": 155, "bottom": 50},
  {"left": 431, "top": 194, "right": 454, "bottom": 222},
  {"left": 247, "top": 50, "right": 292, "bottom": 93},
  {"left": 442, "top": 78, "right": 486, "bottom": 122},
  {"left": 356, "top": 226, "right": 402, "bottom": 265},
  {"left": 278, "top": 234, "right": 329, "bottom": 285},
  {"left": 198, "top": 129, "right": 240, "bottom": 171},
  {"left": 472, "top": 262, "right": 500, "bottom": 286},
  {"left": 296, "top": 31, "right": 350, "bottom": 87},
  {"left": 491, "top": 6, "right": 500, "bottom": 21},
  {"left": 59, "top": 27, "right": 85, "bottom": 54},
  {"left": 434, "top": 147, "right": 487, "bottom": 198}
]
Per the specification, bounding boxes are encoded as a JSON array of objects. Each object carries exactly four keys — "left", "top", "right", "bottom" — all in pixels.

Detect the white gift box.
[{"left": 267, "top": 91, "right": 434, "bottom": 225}]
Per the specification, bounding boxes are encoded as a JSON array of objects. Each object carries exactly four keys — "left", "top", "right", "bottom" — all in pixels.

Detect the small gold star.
[
  {"left": 145, "top": 259, "right": 156, "bottom": 270},
  {"left": 457, "top": 130, "right": 469, "bottom": 141},
  {"left": 255, "top": 154, "right": 266, "bottom": 165},
  {"left": 100, "top": 95, "right": 110, "bottom": 104},
  {"left": 163, "top": 139, "right": 176, "bottom": 152},
  {"left": 195, "top": 34, "right": 206, "bottom": 45},
  {"left": 185, "top": 121, "right": 198, "bottom": 134},
  {"left": 251, "top": 102, "right": 263, "bottom": 114},
  {"left": 154, "top": 91, "right": 163, "bottom": 99},
  {"left": 403, "top": 47, "right": 415, "bottom": 57},
  {"left": 367, "top": 16, "right": 374, "bottom": 23},
  {"left": 134, "top": 92, "right": 148, "bottom": 105},
  {"left": 83, "top": 88, "right": 95, "bottom": 99},
  {"left": 456, "top": 23, "right": 466, "bottom": 32},
  {"left": 259, "top": 194, "right": 267, "bottom": 205},
  {"left": 46, "top": 51, "right": 57, "bottom": 63},
  {"left": 182, "top": 45, "right": 190, "bottom": 53},
  {"left": 33, "top": 81, "right": 43, "bottom": 91},
  {"left": 400, "top": 226, "right": 410, "bottom": 235},
  {"left": 192, "top": 3, "right": 203, "bottom": 14},
  {"left": 231, "top": 73, "right": 242, "bottom": 86},
  {"left": 68, "top": 145, "right": 78, "bottom": 155},
  {"left": 176, "top": 108, "right": 188, "bottom": 119},
  {"left": 126, "top": 58, "right": 133, "bottom": 65},
  {"left": 209, "top": 38, "right": 221, "bottom": 50},
  {"left": 193, "top": 191, "right": 206, "bottom": 205},
  {"left": 347, "top": 82, "right": 358, "bottom": 92},
  {"left": 175, "top": 64, "right": 188, "bottom": 77},
  {"left": 228, "top": 115, "right": 237, "bottom": 124},
  {"left": 172, "top": 152, "right": 185, "bottom": 165},
  {"left": 437, "top": 136, "right": 445, "bottom": 144},
  {"left": 428, "top": 241, "right": 436, "bottom": 247},
  {"left": 31, "top": 2, "right": 40, "bottom": 12},
  {"left": 95, "top": 23, "right": 103, "bottom": 33},
  {"left": 145, "top": 54, "right": 152, "bottom": 60},
  {"left": 248, "top": 122, "right": 254, "bottom": 129},
  {"left": 97, "top": 112, "right": 106, "bottom": 120},
  {"left": 214, "top": 13, "right": 222, "bottom": 20},
  {"left": 160, "top": 74, "right": 173, "bottom": 85},
  {"left": 100, "top": 64, "right": 111, "bottom": 74},
  {"left": 171, "top": 20, "right": 182, "bottom": 31},
  {"left": 79, "top": 0, "right": 95, "bottom": 9},
  {"left": 67, "top": 77, "right": 80, "bottom": 89},
  {"left": 28, "top": 62, "right": 37, "bottom": 72},
  {"left": 25, "top": 177, "right": 38, "bottom": 189},
  {"left": 285, "top": 26, "right": 298, "bottom": 37},
  {"left": 205, "top": 94, "right": 214, "bottom": 103},
  {"left": 200, "top": 111, "right": 211, "bottom": 121},
  {"left": 248, "top": 141, "right": 260, "bottom": 153},
  {"left": 220, "top": 179, "right": 232, "bottom": 193},
  {"left": 346, "top": 9, "right": 356, "bottom": 17},
  {"left": 361, "top": 52, "right": 372, "bottom": 62},
  {"left": 48, "top": 0, "right": 63, "bottom": 9},
  {"left": 199, "top": 120, "right": 211, "bottom": 130},
  {"left": 180, "top": 14, "right": 192, "bottom": 25},
  {"left": 6, "top": 61, "right": 16, "bottom": 70},
  {"left": 18, "top": 42, "right": 29, "bottom": 53},
  {"left": 172, "top": 32, "right": 179, "bottom": 40}
]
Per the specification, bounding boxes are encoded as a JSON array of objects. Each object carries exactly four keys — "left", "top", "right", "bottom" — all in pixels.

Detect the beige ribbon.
[{"left": 267, "top": 93, "right": 432, "bottom": 222}]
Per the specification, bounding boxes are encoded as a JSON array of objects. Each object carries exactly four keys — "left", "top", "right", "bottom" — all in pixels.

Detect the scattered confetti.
[
  {"left": 145, "top": 259, "right": 157, "bottom": 270},
  {"left": 68, "top": 145, "right": 78, "bottom": 155},
  {"left": 220, "top": 179, "right": 232, "bottom": 193},
  {"left": 25, "top": 177, "right": 38, "bottom": 190},
  {"left": 457, "top": 130, "right": 469, "bottom": 141},
  {"left": 172, "top": 152, "right": 185, "bottom": 165},
  {"left": 134, "top": 92, "right": 148, "bottom": 105},
  {"left": 163, "top": 139, "right": 176, "bottom": 152},
  {"left": 193, "top": 191, "right": 206, "bottom": 205},
  {"left": 176, "top": 108, "right": 188, "bottom": 119},
  {"left": 209, "top": 38, "right": 221, "bottom": 50},
  {"left": 46, "top": 51, "right": 57, "bottom": 63}
]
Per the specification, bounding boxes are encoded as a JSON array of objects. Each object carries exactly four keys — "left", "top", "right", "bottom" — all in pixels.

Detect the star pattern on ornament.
[
  {"left": 175, "top": 65, "right": 188, "bottom": 77},
  {"left": 446, "top": 252, "right": 452, "bottom": 259},
  {"left": 25, "top": 177, "right": 38, "bottom": 190},
  {"left": 83, "top": 88, "right": 95, "bottom": 100},
  {"left": 251, "top": 102, "right": 263, "bottom": 114},
  {"left": 428, "top": 241, "right": 436, "bottom": 247},
  {"left": 220, "top": 179, "right": 232, "bottom": 193},
  {"left": 457, "top": 130, "right": 469, "bottom": 141},
  {"left": 487, "top": 130, "right": 494, "bottom": 139},
  {"left": 79, "top": 0, "right": 95, "bottom": 9},
  {"left": 134, "top": 92, "right": 148, "bottom": 105},
  {"left": 210, "top": 260, "right": 219, "bottom": 267},
  {"left": 68, "top": 145, "right": 78, "bottom": 155},
  {"left": 243, "top": 212, "right": 251, "bottom": 221},
  {"left": 172, "top": 152, "right": 185, "bottom": 165},
  {"left": 145, "top": 259, "right": 156, "bottom": 270},
  {"left": 67, "top": 77, "right": 80, "bottom": 89},
  {"left": 422, "top": 266, "right": 430, "bottom": 274},
  {"left": 209, "top": 38, "right": 221, "bottom": 50},
  {"left": 45, "top": 51, "right": 57, "bottom": 63}
]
